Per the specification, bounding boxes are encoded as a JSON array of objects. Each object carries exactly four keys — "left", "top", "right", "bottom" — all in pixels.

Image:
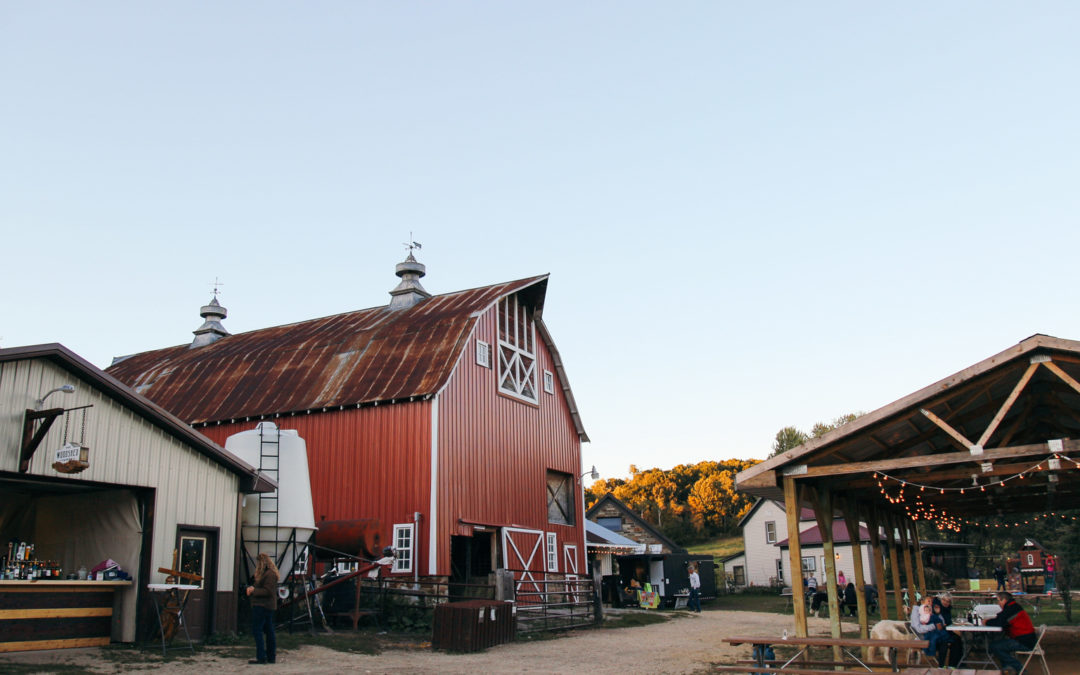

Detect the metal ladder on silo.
[{"left": 257, "top": 424, "right": 281, "bottom": 562}]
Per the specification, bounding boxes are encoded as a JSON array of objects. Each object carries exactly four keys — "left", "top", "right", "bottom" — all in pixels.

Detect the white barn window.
[
  {"left": 497, "top": 294, "right": 537, "bottom": 402},
  {"left": 476, "top": 340, "right": 491, "bottom": 368},
  {"left": 546, "top": 532, "right": 558, "bottom": 572},
  {"left": 393, "top": 523, "right": 414, "bottom": 573},
  {"left": 543, "top": 370, "right": 554, "bottom": 394}
]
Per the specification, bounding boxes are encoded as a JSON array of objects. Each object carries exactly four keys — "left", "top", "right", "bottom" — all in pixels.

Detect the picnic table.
[
  {"left": 946, "top": 623, "right": 1001, "bottom": 669},
  {"left": 721, "top": 634, "right": 929, "bottom": 673}
]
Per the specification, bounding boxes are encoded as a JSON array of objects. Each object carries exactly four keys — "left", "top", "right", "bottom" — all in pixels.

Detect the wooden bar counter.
[{"left": 0, "top": 580, "right": 132, "bottom": 653}]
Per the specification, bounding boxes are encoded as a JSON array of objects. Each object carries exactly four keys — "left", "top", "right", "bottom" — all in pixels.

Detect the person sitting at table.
[
  {"left": 864, "top": 584, "right": 879, "bottom": 614},
  {"left": 809, "top": 589, "right": 829, "bottom": 616},
  {"left": 910, "top": 597, "right": 945, "bottom": 664},
  {"left": 932, "top": 594, "right": 963, "bottom": 667},
  {"left": 985, "top": 591, "right": 1036, "bottom": 675},
  {"left": 842, "top": 582, "right": 858, "bottom": 616}
]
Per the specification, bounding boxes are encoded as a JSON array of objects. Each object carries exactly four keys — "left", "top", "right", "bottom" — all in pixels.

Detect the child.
[{"left": 919, "top": 599, "right": 948, "bottom": 663}]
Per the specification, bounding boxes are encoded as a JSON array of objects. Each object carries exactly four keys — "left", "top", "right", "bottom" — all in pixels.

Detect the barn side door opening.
[{"left": 449, "top": 531, "right": 494, "bottom": 598}]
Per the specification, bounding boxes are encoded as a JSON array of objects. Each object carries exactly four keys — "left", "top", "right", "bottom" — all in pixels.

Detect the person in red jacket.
[{"left": 985, "top": 591, "right": 1036, "bottom": 674}]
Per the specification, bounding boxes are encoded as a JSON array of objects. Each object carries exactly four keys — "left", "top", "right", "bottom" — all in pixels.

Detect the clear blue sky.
[{"left": 3, "top": 3, "right": 1079, "bottom": 479}]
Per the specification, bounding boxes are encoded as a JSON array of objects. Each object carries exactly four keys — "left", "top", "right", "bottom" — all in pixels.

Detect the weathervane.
[
  {"left": 403, "top": 233, "right": 422, "bottom": 256},
  {"left": 211, "top": 277, "right": 224, "bottom": 299}
]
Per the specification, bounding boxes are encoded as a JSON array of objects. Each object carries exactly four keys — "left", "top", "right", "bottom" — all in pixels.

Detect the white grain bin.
[{"left": 226, "top": 422, "right": 316, "bottom": 581}]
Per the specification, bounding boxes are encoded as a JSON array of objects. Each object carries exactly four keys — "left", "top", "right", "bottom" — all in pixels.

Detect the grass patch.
[
  {"left": 600, "top": 611, "right": 670, "bottom": 629},
  {"left": 685, "top": 536, "right": 743, "bottom": 561},
  {"left": 0, "top": 664, "right": 93, "bottom": 674},
  {"left": 273, "top": 629, "right": 382, "bottom": 655}
]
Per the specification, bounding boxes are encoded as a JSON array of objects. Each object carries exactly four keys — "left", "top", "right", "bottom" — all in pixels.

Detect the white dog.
[{"left": 869, "top": 619, "right": 918, "bottom": 664}]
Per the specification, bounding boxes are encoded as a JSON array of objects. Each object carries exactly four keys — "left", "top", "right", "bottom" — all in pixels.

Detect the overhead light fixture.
[
  {"left": 581, "top": 465, "right": 600, "bottom": 480},
  {"left": 36, "top": 384, "right": 75, "bottom": 409}
]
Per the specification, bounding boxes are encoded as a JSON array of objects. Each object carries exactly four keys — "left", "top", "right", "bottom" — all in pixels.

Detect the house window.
[
  {"left": 598, "top": 516, "right": 622, "bottom": 532},
  {"left": 476, "top": 340, "right": 491, "bottom": 368},
  {"left": 765, "top": 521, "right": 776, "bottom": 544},
  {"left": 543, "top": 370, "right": 554, "bottom": 394},
  {"left": 546, "top": 470, "right": 574, "bottom": 525},
  {"left": 1027, "top": 553, "right": 1034, "bottom": 566},
  {"left": 801, "top": 556, "right": 815, "bottom": 572},
  {"left": 733, "top": 565, "right": 746, "bottom": 586},
  {"left": 393, "top": 523, "right": 414, "bottom": 573},
  {"left": 776, "top": 558, "right": 784, "bottom": 584},
  {"left": 497, "top": 294, "right": 537, "bottom": 402},
  {"left": 546, "top": 532, "right": 558, "bottom": 572}
]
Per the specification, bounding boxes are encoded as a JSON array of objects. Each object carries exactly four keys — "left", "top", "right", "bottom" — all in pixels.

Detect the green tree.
[
  {"left": 770, "top": 426, "right": 808, "bottom": 457},
  {"left": 770, "top": 413, "right": 863, "bottom": 458},
  {"left": 810, "top": 413, "right": 861, "bottom": 438}
]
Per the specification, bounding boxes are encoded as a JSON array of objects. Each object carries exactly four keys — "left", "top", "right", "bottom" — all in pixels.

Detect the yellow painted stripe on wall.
[
  {"left": 0, "top": 607, "right": 112, "bottom": 619},
  {"left": 0, "top": 637, "right": 111, "bottom": 653}
]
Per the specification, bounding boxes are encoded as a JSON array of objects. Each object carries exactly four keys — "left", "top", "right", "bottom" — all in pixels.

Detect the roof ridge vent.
[
  {"left": 191, "top": 295, "right": 230, "bottom": 348},
  {"left": 388, "top": 249, "right": 431, "bottom": 310}
]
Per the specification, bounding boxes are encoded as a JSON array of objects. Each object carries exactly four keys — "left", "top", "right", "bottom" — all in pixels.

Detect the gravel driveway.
[{"left": 3, "top": 609, "right": 1077, "bottom": 674}]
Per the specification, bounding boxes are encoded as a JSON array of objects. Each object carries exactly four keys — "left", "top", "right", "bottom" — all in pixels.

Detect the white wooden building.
[
  {"left": 0, "top": 344, "right": 273, "bottom": 650},
  {"left": 735, "top": 498, "right": 873, "bottom": 589},
  {"left": 735, "top": 498, "right": 814, "bottom": 588}
]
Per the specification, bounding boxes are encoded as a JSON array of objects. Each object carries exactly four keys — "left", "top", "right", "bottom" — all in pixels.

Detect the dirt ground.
[{"left": 3, "top": 610, "right": 1078, "bottom": 674}]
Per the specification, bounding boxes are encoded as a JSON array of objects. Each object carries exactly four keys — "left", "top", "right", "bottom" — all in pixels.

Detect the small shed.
[{"left": 0, "top": 344, "right": 273, "bottom": 651}]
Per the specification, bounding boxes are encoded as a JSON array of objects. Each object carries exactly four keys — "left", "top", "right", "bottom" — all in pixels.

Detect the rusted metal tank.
[
  {"left": 432, "top": 600, "right": 516, "bottom": 652},
  {"left": 311, "top": 519, "right": 383, "bottom": 560}
]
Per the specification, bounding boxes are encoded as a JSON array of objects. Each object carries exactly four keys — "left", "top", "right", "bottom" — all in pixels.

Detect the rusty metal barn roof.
[{"left": 105, "top": 275, "right": 588, "bottom": 434}]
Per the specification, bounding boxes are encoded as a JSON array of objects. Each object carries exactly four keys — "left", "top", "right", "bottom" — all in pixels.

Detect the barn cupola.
[
  {"left": 190, "top": 296, "right": 230, "bottom": 348},
  {"left": 388, "top": 251, "right": 431, "bottom": 310}
]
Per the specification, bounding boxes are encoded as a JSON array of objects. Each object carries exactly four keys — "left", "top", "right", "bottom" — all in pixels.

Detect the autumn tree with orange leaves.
[{"left": 584, "top": 459, "right": 759, "bottom": 543}]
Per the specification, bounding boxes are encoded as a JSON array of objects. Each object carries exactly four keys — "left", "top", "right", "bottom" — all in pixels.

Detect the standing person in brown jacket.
[{"left": 245, "top": 553, "right": 279, "bottom": 665}]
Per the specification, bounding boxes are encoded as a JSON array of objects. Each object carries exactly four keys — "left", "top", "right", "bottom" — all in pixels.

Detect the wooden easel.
[{"left": 156, "top": 549, "right": 203, "bottom": 640}]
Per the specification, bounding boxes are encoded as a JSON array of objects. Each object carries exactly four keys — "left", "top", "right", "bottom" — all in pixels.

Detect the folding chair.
[
  {"left": 1016, "top": 624, "right": 1049, "bottom": 675},
  {"left": 898, "top": 621, "right": 930, "bottom": 667}
]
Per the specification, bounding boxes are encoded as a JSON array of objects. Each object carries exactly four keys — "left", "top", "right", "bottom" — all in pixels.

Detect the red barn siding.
[
  {"left": 200, "top": 403, "right": 433, "bottom": 573},
  {"left": 435, "top": 305, "right": 583, "bottom": 575}
]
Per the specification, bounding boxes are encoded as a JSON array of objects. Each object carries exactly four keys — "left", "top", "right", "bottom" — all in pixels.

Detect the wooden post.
[
  {"left": 865, "top": 506, "right": 889, "bottom": 622},
  {"left": 841, "top": 498, "right": 869, "bottom": 643},
  {"left": 912, "top": 518, "right": 928, "bottom": 597},
  {"left": 784, "top": 476, "right": 809, "bottom": 639},
  {"left": 885, "top": 513, "right": 904, "bottom": 620},
  {"left": 812, "top": 487, "right": 843, "bottom": 664},
  {"left": 898, "top": 514, "right": 918, "bottom": 608}
]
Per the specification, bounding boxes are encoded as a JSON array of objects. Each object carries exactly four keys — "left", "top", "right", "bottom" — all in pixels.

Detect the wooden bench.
[
  {"left": 737, "top": 658, "right": 897, "bottom": 668},
  {"left": 717, "top": 667, "right": 880, "bottom": 674},
  {"left": 723, "top": 635, "right": 929, "bottom": 672}
]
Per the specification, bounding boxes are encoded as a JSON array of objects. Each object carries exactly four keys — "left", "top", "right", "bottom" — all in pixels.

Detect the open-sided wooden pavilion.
[{"left": 735, "top": 334, "right": 1080, "bottom": 649}]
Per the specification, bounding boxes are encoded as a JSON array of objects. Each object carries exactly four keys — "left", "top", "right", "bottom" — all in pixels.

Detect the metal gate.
[{"left": 511, "top": 572, "right": 596, "bottom": 633}]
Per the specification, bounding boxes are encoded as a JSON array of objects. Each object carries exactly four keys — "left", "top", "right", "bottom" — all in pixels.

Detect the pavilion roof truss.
[{"left": 738, "top": 338, "right": 1080, "bottom": 522}]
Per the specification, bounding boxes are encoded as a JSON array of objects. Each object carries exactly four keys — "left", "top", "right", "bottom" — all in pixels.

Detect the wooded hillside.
[{"left": 585, "top": 459, "right": 760, "bottom": 544}]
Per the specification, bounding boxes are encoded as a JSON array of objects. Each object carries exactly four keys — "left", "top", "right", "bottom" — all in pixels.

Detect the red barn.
[{"left": 106, "top": 256, "right": 589, "bottom": 584}]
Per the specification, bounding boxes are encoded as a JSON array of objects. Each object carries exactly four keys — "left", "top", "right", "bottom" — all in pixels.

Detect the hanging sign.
[{"left": 53, "top": 442, "right": 90, "bottom": 474}]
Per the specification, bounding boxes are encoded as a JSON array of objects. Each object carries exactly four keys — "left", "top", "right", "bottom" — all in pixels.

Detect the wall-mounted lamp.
[
  {"left": 835, "top": 552, "right": 841, "bottom": 560},
  {"left": 36, "top": 384, "right": 75, "bottom": 409},
  {"left": 581, "top": 465, "right": 599, "bottom": 481}
]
